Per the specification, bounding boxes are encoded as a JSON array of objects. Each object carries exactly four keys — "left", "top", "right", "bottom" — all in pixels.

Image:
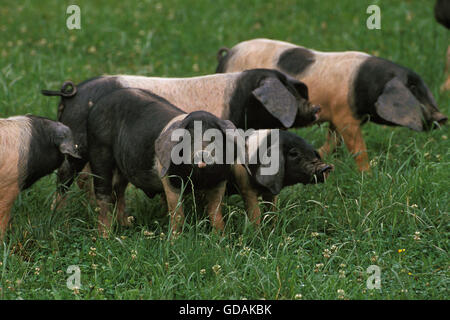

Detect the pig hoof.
[
  {"left": 98, "top": 227, "right": 110, "bottom": 239},
  {"left": 51, "top": 195, "right": 66, "bottom": 211},
  {"left": 120, "top": 215, "right": 134, "bottom": 227}
]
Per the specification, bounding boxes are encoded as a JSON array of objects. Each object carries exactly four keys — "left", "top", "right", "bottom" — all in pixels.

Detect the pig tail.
[
  {"left": 41, "top": 81, "right": 77, "bottom": 98},
  {"left": 217, "top": 47, "right": 230, "bottom": 62}
]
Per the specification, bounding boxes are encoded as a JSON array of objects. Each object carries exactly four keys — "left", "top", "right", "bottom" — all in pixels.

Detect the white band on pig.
[{"left": 161, "top": 114, "right": 188, "bottom": 134}]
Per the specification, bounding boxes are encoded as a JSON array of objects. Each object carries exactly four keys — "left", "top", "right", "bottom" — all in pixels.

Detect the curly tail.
[
  {"left": 216, "top": 47, "right": 230, "bottom": 62},
  {"left": 41, "top": 81, "right": 77, "bottom": 98},
  {"left": 216, "top": 47, "right": 232, "bottom": 73}
]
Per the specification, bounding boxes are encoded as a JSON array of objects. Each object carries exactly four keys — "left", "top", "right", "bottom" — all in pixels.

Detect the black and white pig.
[
  {"left": 42, "top": 69, "right": 320, "bottom": 197},
  {"left": 0, "top": 115, "right": 80, "bottom": 239},
  {"left": 435, "top": 0, "right": 450, "bottom": 91},
  {"left": 86, "top": 87, "right": 243, "bottom": 235},
  {"left": 216, "top": 38, "right": 448, "bottom": 171},
  {"left": 229, "top": 129, "right": 333, "bottom": 225}
]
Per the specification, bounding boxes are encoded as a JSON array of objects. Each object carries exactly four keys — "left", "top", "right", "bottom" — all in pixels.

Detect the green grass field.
[{"left": 0, "top": 0, "right": 448, "bottom": 300}]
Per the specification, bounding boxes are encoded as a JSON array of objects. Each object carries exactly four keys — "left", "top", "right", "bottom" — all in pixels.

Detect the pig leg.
[
  {"left": 232, "top": 165, "right": 261, "bottom": 225},
  {"left": 318, "top": 123, "right": 341, "bottom": 159},
  {"left": 76, "top": 163, "right": 91, "bottom": 191},
  {"left": 89, "top": 147, "right": 116, "bottom": 237},
  {"left": 204, "top": 181, "right": 227, "bottom": 232},
  {"left": 112, "top": 173, "right": 131, "bottom": 227},
  {"left": 77, "top": 163, "right": 96, "bottom": 206},
  {"left": 262, "top": 193, "right": 278, "bottom": 212},
  {"left": 0, "top": 185, "right": 19, "bottom": 241},
  {"left": 95, "top": 194, "right": 114, "bottom": 237},
  {"left": 160, "top": 176, "right": 185, "bottom": 234},
  {"left": 53, "top": 157, "right": 89, "bottom": 210},
  {"left": 334, "top": 119, "right": 369, "bottom": 171}
]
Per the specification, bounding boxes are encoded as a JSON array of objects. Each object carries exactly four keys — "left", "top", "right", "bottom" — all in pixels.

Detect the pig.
[
  {"left": 435, "top": 0, "right": 450, "bottom": 91},
  {"left": 85, "top": 87, "right": 244, "bottom": 235},
  {"left": 0, "top": 115, "right": 80, "bottom": 239},
  {"left": 215, "top": 38, "right": 448, "bottom": 171},
  {"left": 229, "top": 129, "right": 333, "bottom": 224},
  {"left": 435, "top": 0, "right": 450, "bottom": 29},
  {"left": 41, "top": 69, "right": 320, "bottom": 199}
]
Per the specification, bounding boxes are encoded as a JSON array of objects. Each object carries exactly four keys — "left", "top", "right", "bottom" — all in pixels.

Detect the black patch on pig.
[
  {"left": 227, "top": 69, "right": 314, "bottom": 130},
  {"left": 435, "top": 0, "right": 450, "bottom": 28},
  {"left": 87, "top": 88, "right": 232, "bottom": 198},
  {"left": 48, "top": 76, "right": 131, "bottom": 191},
  {"left": 57, "top": 76, "right": 123, "bottom": 160},
  {"left": 352, "top": 56, "right": 438, "bottom": 128},
  {"left": 228, "top": 130, "right": 328, "bottom": 196},
  {"left": 277, "top": 47, "right": 315, "bottom": 76},
  {"left": 20, "top": 116, "right": 67, "bottom": 190},
  {"left": 165, "top": 111, "right": 234, "bottom": 190}
]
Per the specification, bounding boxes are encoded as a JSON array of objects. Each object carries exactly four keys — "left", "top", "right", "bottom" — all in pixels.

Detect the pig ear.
[
  {"left": 217, "top": 119, "right": 239, "bottom": 148},
  {"left": 217, "top": 119, "right": 237, "bottom": 132},
  {"left": 59, "top": 141, "right": 81, "bottom": 159},
  {"left": 254, "top": 146, "right": 285, "bottom": 195},
  {"left": 53, "top": 124, "right": 81, "bottom": 158},
  {"left": 217, "top": 119, "right": 251, "bottom": 174},
  {"left": 252, "top": 77, "right": 298, "bottom": 128},
  {"left": 155, "top": 120, "right": 185, "bottom": 177},
  {"left": 375, "top": 77, "right": 424, "bottom": 131}
]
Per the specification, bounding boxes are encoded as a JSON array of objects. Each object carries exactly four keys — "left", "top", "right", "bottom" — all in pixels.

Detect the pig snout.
[
  {"left": 302, "top": 103, "right": 320, "bottom": 122},
  {"left": 295, "top": 102, "right": 322, "bottom": 126},
  {"left": 314, "top": 164, "right": 333, "bottom": 183},
  {"left": 432, "top": 112, "right": 448, "bottom": 126},
  {"left": 312, "top": 105, "right": 321, "bottom": 121},
  {"left": 194, "top": 150, "right": 213, "bottom": 168},
  {"left": 426, "top": 111, "right": 448, "bottom": 130}
]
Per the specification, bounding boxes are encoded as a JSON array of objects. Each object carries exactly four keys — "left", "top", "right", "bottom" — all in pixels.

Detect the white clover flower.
[{"left": 212, "top": 264, "right": 222, "bottom": 275}]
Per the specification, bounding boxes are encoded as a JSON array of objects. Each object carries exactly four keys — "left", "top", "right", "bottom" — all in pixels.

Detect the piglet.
[
  {"left": 216, "top": 38, "right": 448, "bottom": 171},
  {"left": 86, "top": 87, "right": 243, "bottom": 236},
  {"left": 229, "top": 129, "right": 333, "bottom": 225},
  {"left": 0, "top": 115, "right": 80, "bottom": 239}
]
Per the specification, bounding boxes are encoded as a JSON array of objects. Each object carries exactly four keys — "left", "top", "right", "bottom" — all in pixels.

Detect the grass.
[{"left": 0, "top": 0, "right": 449, "bottom": 300}]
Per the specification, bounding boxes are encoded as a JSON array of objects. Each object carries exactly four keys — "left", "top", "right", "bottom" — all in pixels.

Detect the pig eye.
[{"left": 288, "top": 148, "right": 301, "bottom": 158}]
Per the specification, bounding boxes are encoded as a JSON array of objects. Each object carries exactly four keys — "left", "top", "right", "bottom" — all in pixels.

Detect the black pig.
[
  {"left": 86, "top": 87, "right": 241, "bottom": 235},
  {"left": 229, "top": 129, "right": 333, "bottom": 225}
]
